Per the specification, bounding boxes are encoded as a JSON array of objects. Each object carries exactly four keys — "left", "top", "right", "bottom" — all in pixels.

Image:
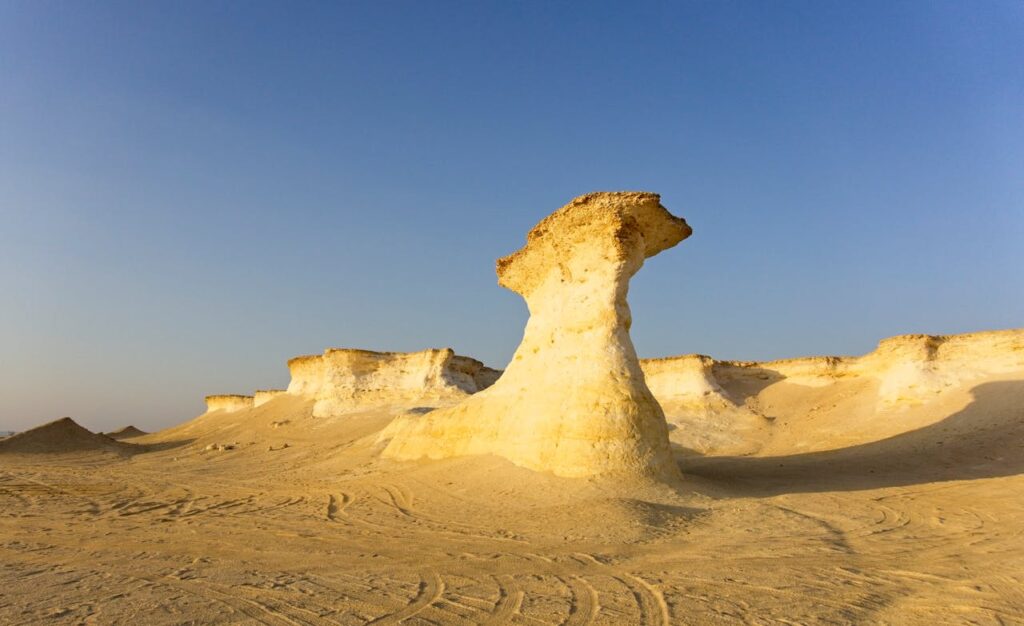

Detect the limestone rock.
[
  {"left": 641, "top": 355, "right": 767, "bottom": 455},
  {"left": 382, "top": 192, "right": 691, "bottom": 479},
  {"left": 860, "top": 330, "right": 1024, "bottom": 407},
  {"left": 286, "top": 348, "right": 499, "bottom": 417},
  {"left": 204, "top": 395, "right": 254, "bottom": 413},
  {"left": 253, "top": 389, "right": 287, "bottom": 407},
  {"left": 640, "top": 328, "right": 1024, "bottom": 455}
]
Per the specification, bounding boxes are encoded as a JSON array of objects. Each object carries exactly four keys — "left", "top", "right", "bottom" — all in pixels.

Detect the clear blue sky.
[{"left": 1, "top": 1, "right": 1022, "bottom": 432}]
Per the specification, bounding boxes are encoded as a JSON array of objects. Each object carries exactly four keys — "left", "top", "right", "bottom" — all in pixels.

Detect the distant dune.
[
  {"left": 0, "top": 417, "right": 132, "bottom": 455},
  {"left": 104, "top": 425, "right": 148, "bottom": 439}
]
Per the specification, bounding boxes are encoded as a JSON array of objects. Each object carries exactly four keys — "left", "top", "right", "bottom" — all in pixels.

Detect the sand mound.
[
  {"left": 383, "top": 191, "right": 691, "bottom": 479},
  {"left": 0, "top": 417, "right": 129, "bottom": 454},
  {"left": 105, "top": 425, "right": 147, "bottom": 439}
]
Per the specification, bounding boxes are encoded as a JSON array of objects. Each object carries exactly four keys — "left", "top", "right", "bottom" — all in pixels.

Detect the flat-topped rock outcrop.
[
  {"left": 639, "top": 328, "right": 1024, "bottom": 454},
  {"left": 253, "top": 389, "right": 287, "bottom": 407},
  {"left": 857, "top": 331, "right": 1024, "bottom": 406},
  {"left": 675, "top": 329, "right": 1024, "bottom": 408},
  {"left": 204, "top": 395, "right": 255, "bottom": 413},
  {"left": 382, "top": 191, "right": 691, "bottom": 479},
  {"left": 640, "top": 355, "right": 768, "bottom": 454},
  {"left": 287, "top": 348, "right": 500, "bottom": 417}
]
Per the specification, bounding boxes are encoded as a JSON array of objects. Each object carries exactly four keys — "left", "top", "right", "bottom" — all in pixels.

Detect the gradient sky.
[{"left": 1, "top": 1, "right": 1022, "bottom": 433}]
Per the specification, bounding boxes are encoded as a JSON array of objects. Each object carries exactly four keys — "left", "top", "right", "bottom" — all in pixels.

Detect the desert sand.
[{"left": 2, "top": 193, "right": 1022, "bottom": 624}]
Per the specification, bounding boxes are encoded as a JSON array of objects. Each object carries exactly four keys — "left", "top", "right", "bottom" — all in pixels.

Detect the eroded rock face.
[
  {"left": 382, "top": 192, "right": 691, "bottom": 479},
  {"left": 253, "top": 389, "right": 287, "bottom": 407},
  {"left": 639, "top": 329, "right": 1024, "bottom": 446},
  {"left": 641, "top": 355, "right": 768, "bottom": 455},
  {"left": 861, "top": 331, "right": 1024, "bottom": 407},
  {"left": 204, "top": 395, "right": 254, "bottom": 413},
  {"left": 286, "top": 348, "right": 500, "bottom": 417},
  {"left": 638, "top": 328, "right": 1024, "bottom": 455}
]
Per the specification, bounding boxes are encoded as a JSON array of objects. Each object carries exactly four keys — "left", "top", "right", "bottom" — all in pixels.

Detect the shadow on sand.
[
  {"left": 681, "top": 380, "right": 1024, "bottom": 496},
  {"left": 133, "top": 438, "right": 195, "bottom": 454},
  {"left": 713, "top": 364, "right": 786, "bottom": 405}
]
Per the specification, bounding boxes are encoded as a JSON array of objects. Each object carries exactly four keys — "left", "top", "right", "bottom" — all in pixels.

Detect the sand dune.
[
  {"left": 104, "top": 425, "right": 148, "bottom": 439},
  {"left": 0, "top": 417, "right": 131, "bottom": 455}
]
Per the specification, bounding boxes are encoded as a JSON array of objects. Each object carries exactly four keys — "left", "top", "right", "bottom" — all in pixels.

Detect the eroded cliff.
[
  {"left": 204, "top": 395, "right": 254, "bottom": 413},
  {"left": 641, "top": 328, "right": 1024, "bottom": 454},
  {"left": 286, "top": 348, "right": 500, "bottom": 417},
  {"left": 640, "top": 355, "right": 768, "bottom": 455},
  {"left": 253, "top": 389, "right": 287, "bottom": 407}
]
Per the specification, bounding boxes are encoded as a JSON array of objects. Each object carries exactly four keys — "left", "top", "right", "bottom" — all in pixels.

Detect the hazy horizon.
[{"left": 2, "top": 1, "right": 1022, "bottom": 433}]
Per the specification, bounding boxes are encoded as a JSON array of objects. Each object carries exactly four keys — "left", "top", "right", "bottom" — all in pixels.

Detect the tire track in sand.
[
  {"left": 482, "top": 574, "right": 524, "bottom": 624},
  {"left": 562, "top": 575, "right": 600, "bottom": 626},
  {"left": 227, "top": 584, "right": 344, "bottom": 626},
  {"left": 365, "top": 571, "right": 444, "bottom": 625},
  {"left": 618, "top": 574, "right": 670, "bottom": 626}
]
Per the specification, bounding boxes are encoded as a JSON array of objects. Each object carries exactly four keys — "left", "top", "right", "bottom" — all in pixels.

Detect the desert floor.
[{"left": 2, "top": 375, "right": 1024, "bottom": 625}]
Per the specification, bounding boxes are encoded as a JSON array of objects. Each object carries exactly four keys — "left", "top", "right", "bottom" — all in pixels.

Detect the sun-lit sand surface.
[
  {"left": 2, "top": 336, "right": 1023, "bottom": 624},
  {"left": 2, "top": 194, "right": 1022, "bottom": 624}
]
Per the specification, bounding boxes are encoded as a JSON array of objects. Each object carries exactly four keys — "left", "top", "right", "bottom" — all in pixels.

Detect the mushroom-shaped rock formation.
[{"left": 382, "top": 192, "right": 691, "bottom": 479}]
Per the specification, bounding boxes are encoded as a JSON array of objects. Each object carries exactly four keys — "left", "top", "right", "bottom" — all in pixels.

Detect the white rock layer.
[
  {"left": 641, "top": 355, "right": 767, "bottom": 455},
  {"left": 204, "top": 395, "right": 254, "bottom": 413},
  {"left": 253, "top": 389, "right": 287, "bottom": 407},
  {"left": 286, "top": 348, "right": 500, "bottom": 417},
  {"left": 638, "top": 329, "right": 1024, "bottom": 449}
]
